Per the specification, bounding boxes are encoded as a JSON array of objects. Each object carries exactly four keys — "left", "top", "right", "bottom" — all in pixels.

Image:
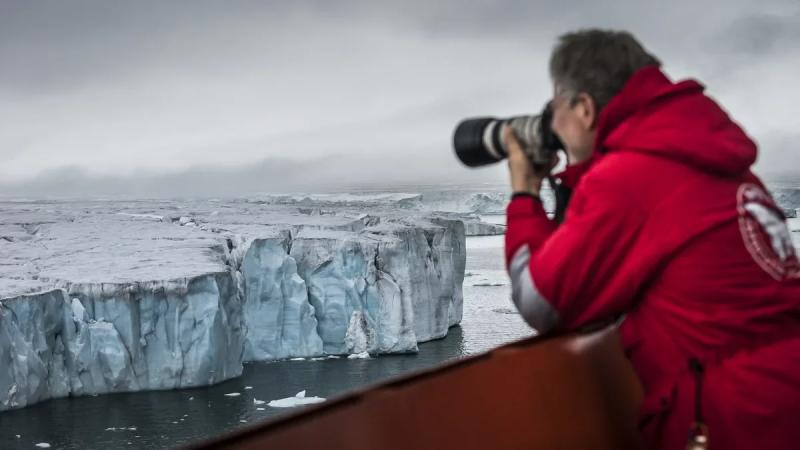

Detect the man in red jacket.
[{"left": 504, "top": 29, "right": 800, "bottom": 450}]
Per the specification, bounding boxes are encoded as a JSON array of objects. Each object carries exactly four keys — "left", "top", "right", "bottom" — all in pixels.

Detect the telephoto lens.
[
  {"left": 452, "top": 117, "right": 509, "bottom": 167},
  {"left": 452, "top": 102, "right": 563, "bottom": 168}
]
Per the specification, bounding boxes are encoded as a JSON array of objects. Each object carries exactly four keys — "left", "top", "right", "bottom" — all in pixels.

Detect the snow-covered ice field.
[{"left": 0, "top": 191, "right": 515, "bottom": 411}]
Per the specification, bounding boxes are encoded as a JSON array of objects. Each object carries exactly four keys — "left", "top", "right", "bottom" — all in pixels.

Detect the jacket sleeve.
[{"left": 504, "top": 175, "right": 648, "bottom": 333}]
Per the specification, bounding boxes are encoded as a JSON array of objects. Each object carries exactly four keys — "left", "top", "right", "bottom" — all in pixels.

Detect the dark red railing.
[{"left": 187, "top": 325, "right": 644, "bottom": 450}]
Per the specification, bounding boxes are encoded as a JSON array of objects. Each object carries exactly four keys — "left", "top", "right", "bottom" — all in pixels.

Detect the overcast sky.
[{"left": 1, "top": 0, "right": 798, "bottom": 197}]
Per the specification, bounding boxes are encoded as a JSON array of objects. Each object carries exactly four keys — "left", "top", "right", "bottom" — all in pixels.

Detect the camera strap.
[{"left": 548, "top": 175, "right": 572, "bottom": 224}]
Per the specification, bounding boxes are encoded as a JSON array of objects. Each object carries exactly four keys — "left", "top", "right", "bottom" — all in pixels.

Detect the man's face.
[{"left": 550, "top": 86, "right": 597, "bottom": 165}]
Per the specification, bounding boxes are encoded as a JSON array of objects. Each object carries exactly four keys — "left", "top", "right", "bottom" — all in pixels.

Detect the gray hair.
[{"left": 549, "top": 29, "right": 661, "bottom": 112}]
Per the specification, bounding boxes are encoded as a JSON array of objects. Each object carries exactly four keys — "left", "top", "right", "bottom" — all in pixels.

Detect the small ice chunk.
[
  {"left": 253, "top": 399, "right": 266, "bottom": 405},
  {"left": 240, "top": 420, "right": 247, "bottom": 423},
  {"left": 267, "top": 391, "right": 326, "bottom": 408},
  {"left": 188, "top": 396, "right": 194, "bottom": 401},
  {"left": 15, "top": 435, "right": 20, "bottom": 439},
  {"left": 224, "top": 392, "right": 241, "bottom": 397},
  {"left": 244, "top": 386, "right": 253, "bottom": 390},
  {"left": 290, "top": 357, "right": 305, "bottom": 361},
  {"left": 492, "top": 307, "right": 519, "bottom": 315},
  {"left": 347, "top": 351, "right": 371, "bottom": 359},
  {"left": 115, "top": 212, "right": 164, "bottom": 221},
  {"left": 35, "top": 444, "right": 51, "bottom": 448},
  {"left": 464, "top": 270, "right": 509, "bottom": 287},
  {"left": 128, "top": 427, "right": 137, "bottom": 431},
  {"left": 256, "top": 407, "right": 265, "bottom": 411},
  {"left": 105, "top": 427, "right": 116, "bottom": 431}
]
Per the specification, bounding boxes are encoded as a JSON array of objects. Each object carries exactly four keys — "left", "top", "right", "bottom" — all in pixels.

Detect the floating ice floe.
[
  {"left": 253, "top": 398, "right": 266, "bottom": 405},
  {"left": 267, "top": 390, "right": 326, "bottom": 408},
  {"left": 244, "top": 386, "right": 253, "bottom": 390},
  {"left": 347, "top": 351, "right": 371, "bottom": 360},
  {"left": 105, "top": 426, "right": 138, "bottom": 432},
  {"left": 224, "top": 392, "right": 241, "bottom": 397},
  {"left": 35, "top": 444, "right": 51, "bottom": 448}
]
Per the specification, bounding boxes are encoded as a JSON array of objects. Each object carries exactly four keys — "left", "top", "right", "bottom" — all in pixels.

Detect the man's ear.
[{"left": 576, "top": 93, "right": 597, "bottom": 130}]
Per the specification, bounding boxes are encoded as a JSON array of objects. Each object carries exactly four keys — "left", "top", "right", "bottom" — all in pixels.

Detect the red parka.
[{"left": 505, "top": 65, "right": 800, "bottom": 449}]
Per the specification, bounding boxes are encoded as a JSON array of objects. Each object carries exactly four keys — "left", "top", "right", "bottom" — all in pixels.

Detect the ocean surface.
[{"left": 0, "top": 215, "right": 534, "bottom": 450}]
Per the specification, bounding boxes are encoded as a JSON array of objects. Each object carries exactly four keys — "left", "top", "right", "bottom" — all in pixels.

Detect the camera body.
[{"left": 453, "top": 102, "right": 563, "bottom": 168}]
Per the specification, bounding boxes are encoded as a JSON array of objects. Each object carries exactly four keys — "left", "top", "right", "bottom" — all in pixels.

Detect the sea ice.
[
  {"left": 464, "top": 270, "right": 509, "bottom": 287},
  {"left": 0, "top": 195, "right": 469, "bottom": 411},
  {"left": 267, "top": 390, "right": 326, "bottom": 408}
]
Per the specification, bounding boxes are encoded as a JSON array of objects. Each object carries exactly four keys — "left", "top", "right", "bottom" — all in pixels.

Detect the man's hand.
[{"left": 504, "top": 126, "right": 553, "bottom": 196}]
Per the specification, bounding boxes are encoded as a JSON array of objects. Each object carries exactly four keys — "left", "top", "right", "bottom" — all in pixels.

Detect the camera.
[{"left": 452, "top": 102, "right": 563, "bottom": 168}]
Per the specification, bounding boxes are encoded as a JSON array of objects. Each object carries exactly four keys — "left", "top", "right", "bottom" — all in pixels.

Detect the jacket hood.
[{"left": 594, "top": 65, "right": 757, "bottom": 177}]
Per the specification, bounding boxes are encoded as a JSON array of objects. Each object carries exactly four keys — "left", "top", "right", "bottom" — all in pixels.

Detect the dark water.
[{"left": 0, "top": 225, "right": 533, "bottom": 450}]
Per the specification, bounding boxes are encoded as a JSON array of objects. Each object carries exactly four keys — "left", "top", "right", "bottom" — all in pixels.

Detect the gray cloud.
[
  {"left": 712, "top": 10, "right": 800, "bottom": 56},
  {"left": 1, "top": 0, "right": 798, "bottom": 196},
  {"left": 0, "top": 153, "right": 508, "bottom": 199}
]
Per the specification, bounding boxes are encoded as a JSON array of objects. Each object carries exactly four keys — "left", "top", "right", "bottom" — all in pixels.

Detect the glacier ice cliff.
[{"left": 0, "top": 197, "right": 466, "bottom": 411}]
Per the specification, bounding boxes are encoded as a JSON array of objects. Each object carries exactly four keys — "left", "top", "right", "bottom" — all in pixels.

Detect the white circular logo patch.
[{"left": 737, "top": 183, "right": 799, "bottom": 280}]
